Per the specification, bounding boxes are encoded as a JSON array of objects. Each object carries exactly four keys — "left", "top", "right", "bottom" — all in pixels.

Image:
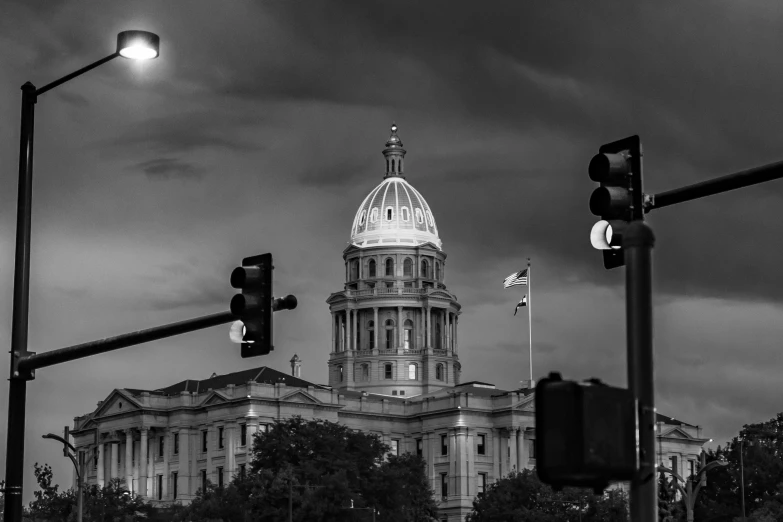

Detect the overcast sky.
[{"left": 2, "top": 0, "right": 783, "bottom": 502}]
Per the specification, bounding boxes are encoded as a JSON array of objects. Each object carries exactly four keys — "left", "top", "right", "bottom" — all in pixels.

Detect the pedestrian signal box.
[{"left": 535, "top": 372, "right": 637, "bottom": 493}]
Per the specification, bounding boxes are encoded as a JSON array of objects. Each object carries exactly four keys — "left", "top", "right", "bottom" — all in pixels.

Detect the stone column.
[
  {"left": 110, "top": 442, "right": 119, "bottom": 482},
  {"left": 162, "top": 432, "right": 169, "bottom": 499},
  {"left": 516, "top": 429, "right": 524, "bottom": 470},
  {"left": 226, "top": 423, "right": 236, "bottom": 481},
  {"left": 133, "top": 440, "right": 140, "bottom": 496},
  {"left": 509, "top": 429, "right": 518, "bottom": 472},
  {"left": 338, "top": 313, "right": 344, "bottom": 351},
  {"left": 454, "top": 316, "right": 458, "bottom": 353},
  {"left": 466, "top": 429, "right": 475, "bottom": 496},
  {"left": 353, "top": 308, "right": 358, "bottom": 351},
  {"left": 492, "top": 429, "right": 500, "bottom": 480},
  {"left": 97, "top": 442, "right": 105, "bottom": 487},
  {"left": 331, "top": 312, "right": 336, "bottom": 352},
  {"left": 125, "top": 431, "right": 133, "bottom": 492},
  {"left": 206, "top": 425, "right": 214, "bottom": 485},
  {"left": 180, "top": 428, "right": 190, "bottom": 498},
  {"left": 425, "top": 306, "right": 431, "bottom": 348},
  {"left": 426, "top": 433, "right": 435, "bottom": 491},
  {"left": 345, "top": 310, "right": 351, "bottom": 352},
  {"left": 139, "top": 430, "right": 148, "bottom": 497},
  {"left": 449, "top": 429, "right": 457, "bottom": 497},
  {"left": 455, "top": 427, "right": 468, "bottom": 496},
  {"left": 397, "top": 306, "right": 404, "bottom": 350},
  {"left": 373, "top": 307, "right": 379, "bottom": 350},
  {"left": 146, "top": 434, "right": 154, "bottom": 498}
]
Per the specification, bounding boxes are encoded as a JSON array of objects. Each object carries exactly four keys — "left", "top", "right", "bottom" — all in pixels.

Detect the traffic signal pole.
[
  {"left": 624, "top": 221, "right": 657, "bottom": 522},
  {"left": 646, "top": 158, "right": 783, "bottom": 211}
]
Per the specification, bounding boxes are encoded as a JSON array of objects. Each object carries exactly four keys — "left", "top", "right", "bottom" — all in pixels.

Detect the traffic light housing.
[
  {"left": 589, "top": 135, "right": 644, "bottom": 269},
  {"left": 231, "top": 253, "right": 274, "bottom": 357},
  {"left": 535, "top": 372, "right": 636, "bottom": 493}
]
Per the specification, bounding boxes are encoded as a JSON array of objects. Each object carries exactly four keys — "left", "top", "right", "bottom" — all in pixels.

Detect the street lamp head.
[{"left": 116, "top": 30, "right": 160, "bottom": 60}]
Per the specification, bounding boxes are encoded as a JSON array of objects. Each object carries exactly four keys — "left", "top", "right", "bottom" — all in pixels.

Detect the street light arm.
[
  {"left": 42, "top": 433, "right": 76, "bottom": 454},
  {"left": 35, "top": 53, "right": 120, "bottom": 97},
  {"left": 657, "top": 465, "right": 688, "bottom": 498}
]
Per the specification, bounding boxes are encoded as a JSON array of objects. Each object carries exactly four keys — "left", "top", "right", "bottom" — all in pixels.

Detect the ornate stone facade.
[{"left": 70, "top": 125, "right": 710, "bottom": 521}]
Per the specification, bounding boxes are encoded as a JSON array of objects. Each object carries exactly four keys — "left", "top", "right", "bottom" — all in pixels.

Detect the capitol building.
[{"left": 70, "top": 125, "right": 709, "bottom": 521}]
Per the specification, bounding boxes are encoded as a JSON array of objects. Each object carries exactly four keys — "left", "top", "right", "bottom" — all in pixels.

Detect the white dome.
[{"left": 350, "top": 176, "right": 441, "bottom": 249}]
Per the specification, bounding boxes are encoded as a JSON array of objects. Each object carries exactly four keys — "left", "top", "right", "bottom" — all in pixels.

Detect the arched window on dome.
[
  {"left": 408, "top": 363, "right": 418, "bottom": 380},
  {"left": 426, "top": 210, "right": 434, "bottom": 227},
  {"left": 385, "top": 258, "right": 394, "bottom": 276},
  {"left": 435, "top": 261, "right": 441, "bottom": 281},
  {"left": 385, "top": 319, "right": 395, "bottom": 350},
  {"left": 404, "top": 319, "right": 413, "bottom": 350},
  {"left": 401, "top": 207, "right": 409, "bottom": 222},
  {"left": 436, "top": 363, "right": 444, "bottom": 381},
  {"left": 359, "top": 209, "right": 367, "bottom": 227},
  {"left": 421, "top": 259, "right": 429, "bottom": 279},
  {"left": 386, "top": 207, "right": 394, "bottom": 221},
  {"left": 368, "top": 320, "right": 375, "bottom": 349},
  {"left": 415, "top": 208, "right": 424, "bottom": 224},
  {"left": 369, "top": 259, "right": 376, "bottom": 278},
  {"left": 370, "top": 208, "right": 378, "bottom": 223},
  {"left": 403, "top": 258, "right": 412, "bottom": 277}
]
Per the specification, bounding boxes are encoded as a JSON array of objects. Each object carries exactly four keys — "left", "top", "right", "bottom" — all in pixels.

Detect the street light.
[
  {"left": 4, "top": 30, "right": 159, "bottom": 522},
  {"left": 41, "top": 430, "right": 95, "bottom": 522},
  {"left": 657, "top": 451, "right": 728, "bottom": 522}
]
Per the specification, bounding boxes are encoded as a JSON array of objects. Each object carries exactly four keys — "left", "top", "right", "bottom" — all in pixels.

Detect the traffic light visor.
[{"left": 588, "top": 152, "right": 629, "bottom": 182}]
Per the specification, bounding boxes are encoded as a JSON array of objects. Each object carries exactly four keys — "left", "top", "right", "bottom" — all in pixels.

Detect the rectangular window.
[
  {"left": 385, "top": 364, "right": 393, "bottom": 379},
  {"left": 478, "top": 473, "right": 487, "bottom": 495},
  {"left": 217, "top": 467, "right": 224, "bottom": 488},
  {"left": 241, "top": 424, "right": 247, "bottom": 446},
  {"left": 218, "top": 427, "right": 224, "bottom": 449},
  {"left": 118, "top": 445, "right": 122, "bottom": 463},
  {"left": 174, "top": 433, "right": 179, "bottom": 455},
  {"left": 670, "top": 456, "right": 679, "bottom": 478},
  {"left": 240, "top": 464, "right": 246, "bottom": 478},
  {"left": 132, "top": 442, "right": 135, "bottom": 464},
  {"left": 201, "top": 469, "right": 207, "bottom": 491},
  {"left": 400, "top": 390, "right": 405, "bottom": 395},
  {"left": 262, "top": 424, "right": 269, "bottom": 433},
  {"left": 404, "top": 330, "right": 411, "bottom": 350},
  {"left": 689, "top": 459, "right": 695, "bottom": 478},
  {"left": 159, "top": 436, "right": 164, "bottom": 458},
  {"left": 386, "top": 329, "right": 393, "bottom": 348},
  {"left": 441, "top": 434, "right": 448, "bottom": 456},
  {"left": 172, "top": 472, "right": 178, "bottom": 499},
  {"left": 529, "top": 440, "right": 536, "bottom": 459},
  {"left": 202, "top": 430, "right": 208, "bottom": 452},
  {"left": 477, "top": 434, "right": 486, "bottom": 455},
  {"left": 391, "top": 439, "right": 399, "bottom": 456},
  {"left": 392, "top": 390, "right": 398, "bottom": 395},
  {"left": 441, "top": 473, "right": 448, "bottom": 499},
  {"left": 416, "top": 439, "right": 423, "bottom": 458},
  {"left": 157, "top": 475, "right": 163, "bottom": 500},
  {"left": 369, "top": 333, "right": 375, "bottom": 350},
  {"left": 147, "top": 439, "right": 151, "bottom": 462},
  {"left": 94, "top": 448, "right": 98, "bottom": 469}
]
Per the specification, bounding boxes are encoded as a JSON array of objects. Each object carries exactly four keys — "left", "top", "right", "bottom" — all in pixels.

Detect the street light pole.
[
  {"left": 740, "top": 439, "right": 746, "bottom": 521},
  {"left": 3, "top": 31, "right": 159, "bottom": 522}
]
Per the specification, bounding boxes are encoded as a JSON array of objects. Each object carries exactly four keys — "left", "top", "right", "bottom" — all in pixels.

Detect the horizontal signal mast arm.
[{"left": 646, "top": 158, "right": 783, "bottom": 211}]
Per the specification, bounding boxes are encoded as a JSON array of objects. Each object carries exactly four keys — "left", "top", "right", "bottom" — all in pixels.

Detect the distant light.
[{"left": 117, "top": 30, "right": 160, "bottom": 60}]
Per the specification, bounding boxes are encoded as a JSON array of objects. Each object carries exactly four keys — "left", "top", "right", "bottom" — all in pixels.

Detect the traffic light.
[
  {"left": 230, "top": 253, "right": 298, "bottom": 358},
  {"left": 535, "top": 372, "right": 636, "bottom": 493},
  {"left": 588, "top": 135, "right": 644, "bottom": 269},
  {"left": 231, "top": 253, "right": 274, "bottom": 357},
  {"left": 63, "top": 426, "right": 70, "bottom": 457}
]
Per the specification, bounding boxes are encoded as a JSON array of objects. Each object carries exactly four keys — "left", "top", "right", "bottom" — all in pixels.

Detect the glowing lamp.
[{"left": 116, "top": 30, "right": 160, "bottom": 60}]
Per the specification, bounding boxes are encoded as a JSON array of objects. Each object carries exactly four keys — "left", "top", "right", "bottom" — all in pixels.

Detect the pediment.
[
  {"left": 280, "top": 390, "right": 320, "bottom": 404},
  {"left": 662, "top": 427, "right": 692, "bottom": 439},
  {"left": 201, "top": 391, "right": 230, "bottom": 406},
  {"left": 95, "top": 390, "right": 142, "bottom": 418},
  {"left": 513, "top": 396, "right": 536, "bottom": 412},
  {"left": 428, "top": 290, "right": 452, "bottom": 299}
]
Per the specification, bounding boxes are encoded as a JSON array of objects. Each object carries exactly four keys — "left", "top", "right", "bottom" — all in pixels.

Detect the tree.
[
  {"left": 364, "top": 453, "right": 438, "bottom": 522},
  {"left": 466, "top": 469, "right": 629, "bottom": 522}
]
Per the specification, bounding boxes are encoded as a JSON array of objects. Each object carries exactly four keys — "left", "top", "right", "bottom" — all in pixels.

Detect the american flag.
[{"left": 503, "top": 269, "right": 528, "bottom": 288}]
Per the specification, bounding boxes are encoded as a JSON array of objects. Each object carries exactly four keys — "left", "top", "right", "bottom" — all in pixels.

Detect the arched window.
[
  {"left": 369, "top": 259, "right": 376, "bottom": 278},
  {"left": 384, "top": 363, "right": 393, "bottom": 379},
  {"left": 435, "top": 262, "right": 440, "bottom": 281},
  {"left": 426, "top": 210, "right": 434, "bottom": 227},
  {"left": 404, "top": 319, "right": 413, "bottom": 350},
  {"left": 386, "top": 207, "right": 394, "bottom": 221},
  {"left": 401, "top": 207, "right": 409, "bottom": 222},
  {"left": 385, "top": 319, "right": 395, "bottom": 349},
  {"left": 408, "top": 363, "right": 418, "bottom": 380},
  {"left": 359, "top": 209, "right": 367, "bottom": 226},
  {"left": 350, "top": 259, "right": 359, "bottom": 280},
  {"left": 403, "top": 258, "right": 412, "bottom": 276},
  {"left": 421, "top": 259, "right": 429, "bottom": 279},
  {"left": 362, "top": 364, "right": 370, "bottom": 381},
  {"left": 436, "top": 364, "right": 444, "bottom": 381},
  {"left": 370, "top": 208, "right": 378, "bottom": 223},
  {"left": 385, "top": 258, "right": 394, "bottom": 276},
  {"left": 368, "top": 320, "right": 375, "bottom": 350},
  {"left": 415, "top": 208, "right": 424, "bottom": 224},
  {"left": 339, "top": 365, "right": 344, "bottom": 382}
]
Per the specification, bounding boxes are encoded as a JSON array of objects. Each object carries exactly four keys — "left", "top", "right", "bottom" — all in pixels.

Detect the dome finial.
[{"left": 391, "top": 122, "right": 397, "bottom": 134}]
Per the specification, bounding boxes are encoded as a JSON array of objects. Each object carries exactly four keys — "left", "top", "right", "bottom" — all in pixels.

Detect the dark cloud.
[{"left": 132, "top": 157, "right": 203, "bottom": 180}]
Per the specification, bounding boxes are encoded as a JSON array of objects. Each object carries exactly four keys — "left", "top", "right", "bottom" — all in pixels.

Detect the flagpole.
[{"left": 527, "top": 258, "right": 533, "bottom": 384}]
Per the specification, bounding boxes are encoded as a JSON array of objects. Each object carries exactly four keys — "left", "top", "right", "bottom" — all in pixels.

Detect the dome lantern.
[{"left": 383, "top": 122, "right": 406, "bottom": 178}]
